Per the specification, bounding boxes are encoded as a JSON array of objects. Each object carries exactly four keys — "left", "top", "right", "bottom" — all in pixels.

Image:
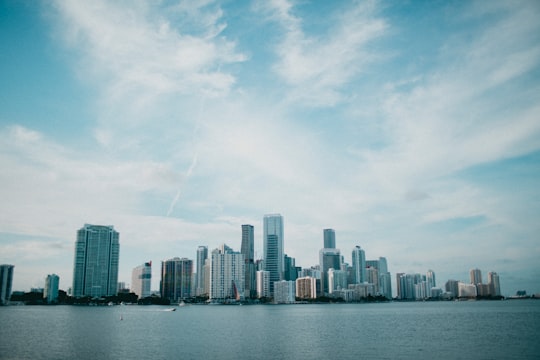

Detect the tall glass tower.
[
  {"left": 0, "top": 264, "right": 14, "bottom": 305},
  {"left": 351, "top": 246, "right": 366, "bottom": 284},
  {"left": 323, "top": 229, "right": 336, "bottom": 248},
  {"left": 72, "top": 224, "right": 120, "bottom": 298},
  {"left": 161, "top": 257, "right": 193, "bottom": 302},
  {"left": 264, "top": 214, "right": 284, "bottom": 295},
  {"left": 196, "top": 246, "right": 208, "bottom": 296},
  {"left": 241, "top": 224, "right": 256, "bottom": 298}
]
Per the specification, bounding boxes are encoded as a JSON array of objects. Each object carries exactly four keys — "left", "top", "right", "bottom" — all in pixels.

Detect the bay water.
[{"left": 1, "top": 300, "right": 539, "bottom": 359}]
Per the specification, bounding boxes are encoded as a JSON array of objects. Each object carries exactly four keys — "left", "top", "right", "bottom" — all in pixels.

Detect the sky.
[{"left": 1, "top": 0, "right": 539, "bottom": 296}]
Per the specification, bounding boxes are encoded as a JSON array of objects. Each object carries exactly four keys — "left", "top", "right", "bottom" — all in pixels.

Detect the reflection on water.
[{"left": 1, "top": 301, "right": 539, "bottom": 359}]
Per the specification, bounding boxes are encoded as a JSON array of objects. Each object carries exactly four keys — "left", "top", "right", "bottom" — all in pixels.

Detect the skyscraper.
[
  {"left": 470, "top": 268, "right": 482, "bottom": 285},
  {"left": 72, "top": 224, "right": 120, "bottom": 298},
  {"left": 351, "top": 246, "right": 366, "bottom": 284},
  {"left": 161, "top": 257, "right": 192, "bottom": 302},
  {"left": 264, "top": 214, "right": 284, "bottom": 295},
  {"left": 44, "top": 274, "right": 59, "bottom": 303},
  {"left": 196, "top": 246, "right": 208, "bottom": 296},
  {"left": 256, "top": 270, "right": 270, "bottom": 299},
  {"left": 0, "top": 264, "right": 14, "bottom": 305},
  {"left": 319, "top": 248, "right": 341, "bottom": 295},
  {"left": 241, "top": 225, "right": 256, "bottom": 298},
  {"left": 209, "top": 244, "right": 244, "bottom": 301},
  {"left": 323, "top": 229, "right": 336, "bottom": 248},
  {"left": 488, "top": 271, "right": 501, "bottom": 296},
  {"left": 131, "top": 262, "right": 152, "bottom": 299}
]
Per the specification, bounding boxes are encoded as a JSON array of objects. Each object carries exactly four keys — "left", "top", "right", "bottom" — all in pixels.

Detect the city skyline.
[{"left": 1, "top": 1, "right": 539, "bottom": 296}]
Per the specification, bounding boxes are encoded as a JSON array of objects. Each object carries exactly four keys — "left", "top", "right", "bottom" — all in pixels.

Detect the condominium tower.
[
  {"left": 161, "top": 257, "right": 192, "bottom": 302},
  {"left": 209, "top": 244, "right": 244, "bottom": 301},
  {"left": 352, "top": 246, "right": 366, "bottom": 284},
  {"left": 72, "top": 224, "right": 120, "bottom": 298},
  {"left": 0, "top": 264, "right": 14, "bottom": 305},
  {"left": 44, "top": 274, "right": 59, "bottom": 303},
  {"left": 196, "top": 246, "right": 208, "bottom": 296},
  {"left": 131, "top": 261, "right": 152, "bottom": 299},
  {"left": 241, "top": 225, "right": 256, "bottom": 298},
  {"left": 264, "top": 214, "right": 284, "bottom": 295}
]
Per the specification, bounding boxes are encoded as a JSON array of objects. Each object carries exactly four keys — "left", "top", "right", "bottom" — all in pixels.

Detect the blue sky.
[{"left": 1, "top": 0, "right": 539, "bottom": 296}]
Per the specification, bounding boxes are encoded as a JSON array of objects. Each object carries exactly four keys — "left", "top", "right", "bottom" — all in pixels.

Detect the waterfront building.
[
  {"left": 196, "top": 246, "right": 208, "bottom": 296},
  {"left": 209, "top": 244, "right": 244, "bottom": 301},
  {"left": 72, "top": 224, "right": 120, "bottom": 298},
  {"left": 131, "top": 261, "right": 152, "bottom": 299},
  {"left": 44, "top": 274, "right": 59, "bottom": 303},
  {"left": 445, "top": 279, "right": 459, "bottom": 298},
  {"left": 0, "top": 264, "right": 15, "bottom": 305},
  {"left": 274, "top": 280, "right": 296, "bottom": 303},
  {"left": 488, "top": 272, "right": 501, "bottom": 296},
  {"left": 328, "top": 268, "right": 348, "bottom": 294},
  {"left": 296, "top": 276, "right": 317, "bottom": 299},
  {"left": 284, "top": 254, "right": 298, "bottom": 281},
  {"left": 426, "top": 270, "right": 436, "bottom": 295},
  {"left": 470, "top": 268, "right": 483, "bottom": 285},
  {"left": 348, "top": 283, "right": 376, "bottom": 300},
  {"left": 241, "top": 225, "right": 256, "bottom": 298},
  {"left": 256, "top": 270, "right": 270, "bottom": 298},
  {"left": 366, "top": 266, "right": 379, "bottom": 294},
  {"left": 477, "top": 283, "right": 491, "bottom": 297},
  {"left": 264, "top": 214, "right": 284, "bottom": 295},
  {"left": 351, "top": 246, "right": 366, "bottom": 284},
  {"left": 319, "top": 248, "right": 341, "bottom": 295},
  {"left": 323, "top": 229, "right": 336, "bottom": 249},
  {"left": 458, "top": 282, "right": 477, "bottom": 298},
  {"left": 161, "top": 257, "right": 193, "bottom": 302},
  {"left": 397, "top": 273, "right": 423, "bottom": 300}
]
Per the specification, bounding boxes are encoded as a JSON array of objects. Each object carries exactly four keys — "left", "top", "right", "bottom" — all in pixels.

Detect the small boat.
[{"left": 164, "top": 308, "right": 176, "bottom": 312}]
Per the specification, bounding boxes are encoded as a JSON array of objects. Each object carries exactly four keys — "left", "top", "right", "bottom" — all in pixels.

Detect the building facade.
[
  {"left": 72, "top": 224, "right": 120, "bottom": 298},
  {"left": 0, "top": 264, "right": 14, "bottom": 305},
  {"left": 274, "top": 280, "right": 296, "bottom": 303},
  {"left": 296, "top": 276, "right": 317, "bottom": 299},
  {"left": 319, "top": 248, "right": 341, "bottom": 295},
  {"left": 264, "top": 214, "right": 284, "bottom": 295},
  {"left": 488, "top": 271, "right": 501, "bottom": 296},
  {"left": 196, "top": 246, "right": 208, "bottom": 296},
  {"left": 209, "top": 244, "right": 244, "bottom": 301},
  {"left": 470, "top": 268, "right": 482, "bottom": 285},
  {"left": 131, "top": 261, "right": 152, "bottom": 299},
  {"left": 323, "top": 228, "right": 336, "bottom": 249},
  {"left": 257, "top": 270, "right": 270, "bottom": 299},
  {"left": 351, "top": 246, "right": 366, "bottom": 284},
  {"left": 241, "top": 225, "right": 256, "bottom": 298},
  {"left": 161, "top": 257, "right": 192, "bottom": 302},
  {"left": 44, "top": 274, "right": 59, "bottom": 303}
]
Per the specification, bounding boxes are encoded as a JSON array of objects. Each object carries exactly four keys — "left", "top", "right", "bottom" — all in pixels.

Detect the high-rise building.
[
  {"left": 257, "top": 270, "right": 270, "bottom": 299},
  {"left": 241, "top": 225, "right": 256, "bottom": 298},
  {"left": 328, "top": 268, "right": 348, "bottom": 294},
  {"left": 44, "top": 274, "right": 59, "bottom": 303},
  {"left": 319, "top": 248, "right": 341, "bottom": 295},
  {"left": 284, "top": 254, "right": 298, "bottom": 281},
  {"left": 426, "top": 269, "right": 436, "bottom": 294},
  {"left": 161, "top": 257, "right": 192, "bottom": 302},
  {"left": 323, "top": 229, "right": 336, "bottom": 249},
  {"left": 131, "top": 262, "right": 152, "bottom": 299},
  {"left": 264, "top": 214, "right": 284, "bottom": 295},
  {"left": 470, "top": 268, "right": 482, "bottom": 285},
  {"left": 0, "top": 264, "right": 15, "bottom": 305},
  {"left": 196, "top": 246, "right": 208, "bottom": 296},
  {"left": 296, "top": 276, "right": 317, "bottom": 299},
  {"left": 209, "top": 244, "right": 244, "bottom": 301},
  {"left": 445, "top": 279, "right": 459, "bottom": 298},
  {"left": 274, "top": 280, "right": 296, "bottom": 303},
  {"left": 352, "top": 246, "right": 366, "bottom": 284},
  {"left": 72, "top": 224, "right": 120, "bottom": 298},
  {"left": 488, "top": 272, "right": 501, "bottom": 296}
]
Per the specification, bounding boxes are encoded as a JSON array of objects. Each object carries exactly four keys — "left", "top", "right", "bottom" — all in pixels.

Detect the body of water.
[{"left": 1, "top": 300, "right": 539, "bottom": 359}]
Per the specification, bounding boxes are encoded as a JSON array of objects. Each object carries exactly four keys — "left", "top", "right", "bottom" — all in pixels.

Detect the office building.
[
  {"left": 323, "top": 229, "right": 336, "bottom": 249},
  {"left": 44, "top": 274, "right": 59, "bottom": 303},
  {"left": 257, "top": 270, "right": 270, "bottom": 299},
  {"left": 320, "top": 248, "right": 341, "bottom": 295},
  {"left": 0, "top": 264, "right": 14, "bottom": 305},
  {"left": 264, "top": 214, "right": 284, "bottom": 295},
  {"left": 470, "top": 268, "right": 482, "bottom": 285},
  {"left": 352, "top": 246, "right": 366, "bottom": 284},
  {"left": 241, "top": 225, "right": 256, "bottom": 298},
  {"left": 131, "top": 262, "right": 152, "bottom": 299},
  {"left": 72, "top": 224, "right": 120, "bottom": 298},
  {"left": 296, "top": 276, "right": 317, "bottom": 299},
  {"left": 161, "top": 257, "right": 192, "bottom": 302},
  {"left": 196, "top": 246, "right": 208, "bottom": 296},
  {"left": 328, "top": 268, "right": 348, "bottom": 294},
  {"left": 209, "top": 244, "right": 244, "bottom": 301},
  {"left": 488, "top": 271, "right": 501, "bottom": 296},
  {"left": 274, "top": 280, "right": 296, "bottom": 303}
]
